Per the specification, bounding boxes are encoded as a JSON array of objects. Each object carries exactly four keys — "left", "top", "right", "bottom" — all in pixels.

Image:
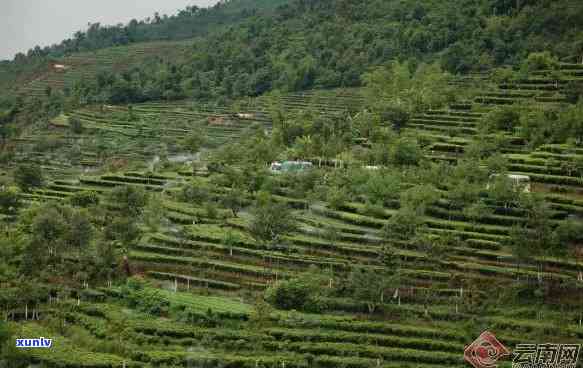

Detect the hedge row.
[
  {"left": 185, "top": 224, "right": 257, "bottom": 247},
  {"left": 129, "top": 321, "right": 258, "bottom": 340},
  {"left": 125, "top": 171, "right": 176, "bottom": 181},
  {"left": 315, "top": 297, "right": 469, "bottom": 322},
  {"left": 508, "top": 163, "right": 576, "bottom": 177},
  {"left": 427, "top": 204, "right": 525, "bottom": 227},
  {"left": 444, "top": 260, "right": 571, "bottom": 281},
  {"left": 465, "top": 238, "right": 501, "bottom": 251},
  {"left": 425, "top": 109, "right": 483, "bottom": 118},
  {"left": 313, "top": 354, "right": 466, "bottom": 368},
  {"left": 538, "top": 144, "right": 583, "bottom": 155},
  {"left": 426, "top": 216, "right": 511, "bottom": 236},
  {"left": 513, "top": 172, "right": 583, "bottom": 186},
  {"left": 297, "top": 215, "right": 373, "bottom": 236},
  {"left": 134, "top": 351, "right": 308, "bottom": 367},
  {"left": 147, "top": 271, "right": 241, "bottom": 291},
  {"left": 101, "top": 174, "right": 167, "bottom": 186},
  {"left": 79, "top": 177, "right": 163, "bottom": 191},
  {"left": 129, "top": 251, "right": 276, "bottom": 278},
  {"left": 312, "top": 207, "right": 387, "bottom": 228},
  {"left": 285, "top": 234, "right": 379, "bottom": 259},
  {"left": 489, "top": 316, "right": 582, "bottom": 337},
  {"left": 162, "top": 201, "right": 232, "bottom": 219},
  {"left": 265, "top": 327, "right": 463, "bottom": 353},
  {"left": 275, "top": 318, "right": 466, "bottom": 342},
  {"left": 428, "top": 143, "right": 466, "bottom": 153},
  {"left": 146, "top": 236, "right": 346, "bottom": 271},
  {"left": 263, "top": 341, "right": 463, "bottom": 365}
]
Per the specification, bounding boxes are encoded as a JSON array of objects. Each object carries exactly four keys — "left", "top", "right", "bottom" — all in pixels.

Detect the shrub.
[
  {"left": 492, "top": 66, "right": 517, "bottom": 84},
  {"left": 204, "top": 201, "right": 219, "bottom": 219},
  {"left": 359, "top": 200, "right": 386, "bottom": 218},
  {"left": 391, "top": 137, "right": 422, "bottom": 166},
  {"left": 65, "top": 209, "right": 94, "bottom": 248},
  {"left": 523, "top": 52, "right": 559, "bottom": 72},
  {"left": 249, "top": 193, "right": 296, "bottom": 244},
  {"left": 69, "top": 191, "right": 100, "bottom": 207},
  {"left": 34, "top": 136, "right": 62, "bottom": 152},
  {"left": 182, "top": 129, "right": 206, "bottom": 153},
  {"left": 553, "top": 220, "right": 583, "bottom": 248},
  {"left": 485, "top": 106, "right": 521, "bottom": 132},
  {"left": 221, "top": 188, "right": 246, "bottom": 217},
  {"left": 327, "top": 186, "right": 350, "bottom": 210},
  {"left": 380, "top": 104, "right": 410, "bottom": 130},
  {"left": 360, "top": 172, "right": 401, "bottom": 205},
  {"left": 69, "top": 116, "right": 83, "bottom": 134},
  {"left": 0, "top": 186, "right": 20, "bottom": 214},
  {"left": 267, "top": 279, "right": 312, "bottom": 310},
  {"left": 400, "top": 184, "right": 439, "bottom": 215},
  {"left": 554, "top": 103, "right": 583, "bottom": 145},
  {"left": 181, "top": 179, "right": 211, "bottom": 204},
  {"left": 14, "top": 164, "right": 43, "bottom": 192},
  {"left": 565, "top": 81, "right": 583, "bottom": 104},
  {"left": 0, "top": 150, "right": 15, "bottom": 165},
  {"left": 104, "top": 216, "right": 141, "bottom": 245},
  {"left": 266, "top": 269, "right": 328, "bottom": 312},
  {"left": 108, "top": 185, "right": 148, "bottom": 216},
  {"left": 383, "top": 208, "right": 422, "bottom": 242},
  {"left": 122, "top": 278, "right": 170, "bottom": 316}
]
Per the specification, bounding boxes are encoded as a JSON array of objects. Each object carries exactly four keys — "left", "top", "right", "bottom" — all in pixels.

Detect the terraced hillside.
[
  {"left": 409, "top": 63, "right": 583, "bottom": 163},
  {"left": 6, "top": 88, "right": 363, "bottom": 182},
  {"left": 4, "top": 0, "right": 583, "bottom": 365},
  {"left": 17, "top": 40, "right": 193, "bottom": 98},
  {"left": 3, "top": 64, "right": 583, "bottom": 367}
]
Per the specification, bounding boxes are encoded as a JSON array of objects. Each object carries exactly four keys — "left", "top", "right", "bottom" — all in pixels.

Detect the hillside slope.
[
  {"left": 59, "top": 0, "right": 583, "bottom": 107},
  {"left": 2, "top": 65, "right": 583, "bottom": 367},
  {"left": 2, "top": 1, "right": 583, "bottom": 367},
  {"left": 17, "top": 40, "right": 194, "bottom": 98},
  {"left": 0, "top": 0, "right": 287, "bottom": 97}
]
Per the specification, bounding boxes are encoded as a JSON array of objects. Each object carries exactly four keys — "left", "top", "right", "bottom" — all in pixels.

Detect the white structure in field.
[
  {"left": 270, "top": 161, "right": 313, "bottom": 173},
  {"left": 487, "top": 174, "right": 531, "bottom": 193},
  {"left": 53, "top": 64, "right": 70, "bottom": 71}
]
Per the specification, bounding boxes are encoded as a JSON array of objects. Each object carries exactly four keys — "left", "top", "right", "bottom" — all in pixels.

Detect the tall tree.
[{"left": 249, "top": 193, "right": 296, "bottom": 245}]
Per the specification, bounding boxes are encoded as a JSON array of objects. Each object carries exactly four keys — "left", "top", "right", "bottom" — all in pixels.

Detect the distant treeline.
[
  {"left": 3, "top": 0, "right": 583, "bottom": 107},
  {"left": 69, "top": 0, "right": 583, "bottom": 105},
  {"left": 9, "top": 0, "right": 287, "bottom": 63}
]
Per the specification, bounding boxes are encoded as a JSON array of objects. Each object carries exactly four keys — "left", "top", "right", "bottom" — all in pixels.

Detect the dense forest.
[
  {"left": 3, "top": 0, "right": 583, "bottom": 105},
  {"left": 0, "top": 0, "right": 286, "bottom": 94},
  {"left": 65, "top": 0, "right": 583, "bottom": 105}
]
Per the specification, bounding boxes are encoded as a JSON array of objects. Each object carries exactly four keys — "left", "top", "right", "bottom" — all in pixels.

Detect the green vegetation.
[{"left": 1, "top": 0, "right": 583, "bottom": 367}]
